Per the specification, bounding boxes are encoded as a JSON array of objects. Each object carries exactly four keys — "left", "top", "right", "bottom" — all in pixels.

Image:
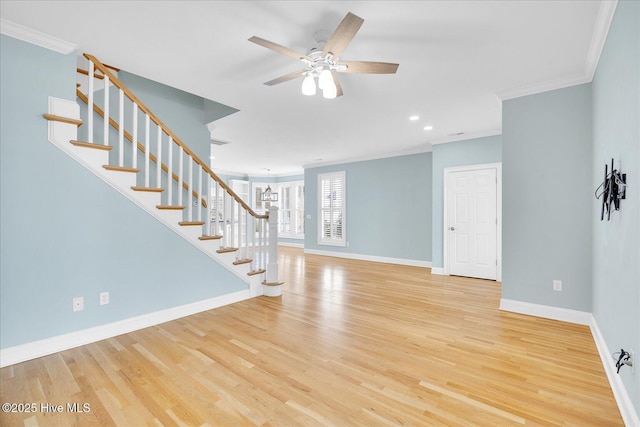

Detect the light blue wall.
[
  {"left": 304, "top": 153, "right": 432, "bottom": 263},
  {"left": 0, "top": 35, "right": 247, "bottom": 349},
  {"left": 118, "top": 71, "right": 236, "bottom": 162},
  {"left": 431, "top": 136, "right": 502, "bottom": 269},
  {"left": 592, "top": 0, "right": 639, "bottom": 413},
  {"left": 502, "top": 84, "right": 593, "bottom": 311}
]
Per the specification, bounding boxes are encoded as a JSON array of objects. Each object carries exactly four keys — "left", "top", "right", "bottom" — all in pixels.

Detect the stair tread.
[
  {"left": 178, "top": 221, "right": 205, "bottom": 226},
  {"left": 199, "top": 235, "right": 223, "bottom": 241},
  {"left": 262, "top": 280, "right": 284, "bottom": 286},
  {"left": 233, "top": 259, "right": 252, "bottom": 266},
  {"left": 103, "top": 165, "right": 139, "bottom": 173},
  {"left": 157, "top": 205, "right": 186, "bottom": 210},
  {"left": 43, "top": 114, "right": 83, "bottom": 127},
  {"left": 217, "top": 248, "right": 238, "bottom": 254},
  {"left": 70, "top": 140, "right": 112, "bottom": 151},
  {"left": 131, "top": 186, "right": 164, "bottom": 193},
  {"left": 247, "top": 269, "right": 266, "bottom": 276}
]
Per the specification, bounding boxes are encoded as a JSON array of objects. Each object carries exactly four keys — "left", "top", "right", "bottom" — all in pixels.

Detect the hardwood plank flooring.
[{"left": 1, "top": 247, "right": 623, "bottom": 426}]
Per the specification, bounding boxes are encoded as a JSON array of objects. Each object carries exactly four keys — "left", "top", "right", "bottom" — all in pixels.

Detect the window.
[
  {"left": 252, "top": 182, "right": 271, "bottom": 214},
  {"left": 318, "top": 171, "right": 345, "bottom": 246},
  {"left": 252, "top": 181, "right": 305, "bottom": 239},
  {"left": 278, "top": 181, "right": 304, "bottom": 239}
]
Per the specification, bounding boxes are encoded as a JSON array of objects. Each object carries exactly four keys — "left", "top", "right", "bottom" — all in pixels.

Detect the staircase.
[{"left": 44, "top": 53, "right": 282, "bottom": 298}]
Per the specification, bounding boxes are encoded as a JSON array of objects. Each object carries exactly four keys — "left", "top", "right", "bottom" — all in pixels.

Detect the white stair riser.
[
  {"left": 100, "top": 169, "right": 137, "bottom": 190},
  {"left": 68, "top": 146, "right": 109, "bottom": 168},
  {"left": 131, "top": 191, "right": 162, "bottom": 211},
  {"left": 178, "top": 225, "right": 206, "bottom": 242},
  {"left": 156, "top": 209, "right": 184, "bottom": 224}
]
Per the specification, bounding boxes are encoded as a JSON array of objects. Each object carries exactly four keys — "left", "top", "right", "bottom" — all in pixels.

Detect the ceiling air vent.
[{"left": 211, "top": 139, "right": 231, "bottom": 146}]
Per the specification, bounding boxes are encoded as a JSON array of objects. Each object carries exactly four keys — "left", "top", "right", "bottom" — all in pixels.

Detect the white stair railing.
[{"left": 77, "top": 53, "right": 274, "bottom": 280}]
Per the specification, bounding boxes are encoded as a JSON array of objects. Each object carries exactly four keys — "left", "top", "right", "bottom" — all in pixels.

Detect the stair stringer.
[{"left": 46, "top": 96, "right": 264, "bottom": 298}]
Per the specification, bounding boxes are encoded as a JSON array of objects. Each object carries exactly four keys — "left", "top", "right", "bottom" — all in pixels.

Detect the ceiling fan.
[{"left": 249, "top": 12, "right": 399, "bottom": 99}]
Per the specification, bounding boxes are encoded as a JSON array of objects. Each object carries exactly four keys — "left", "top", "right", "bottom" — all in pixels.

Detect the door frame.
[{"left": 443, "top": 162, "right": 502, "bottom": 281}]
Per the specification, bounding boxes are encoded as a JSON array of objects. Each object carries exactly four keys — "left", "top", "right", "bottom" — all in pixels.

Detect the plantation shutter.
[{"left": 319, "top": 171, "right": 346, "bottom": 246}]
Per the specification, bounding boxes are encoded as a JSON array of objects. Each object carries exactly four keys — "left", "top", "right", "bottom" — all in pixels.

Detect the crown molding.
[
  {"left": 585, "top": 0, "right": 618, "bottom": 81},
  {"left": 496, "top": 72, "right": 590, "bottom": 101},
  {"left": 302, "top": 144, "right": 434, "bottom": 170},
  {"left": 429, "top": 128, "right": 502, "bottom": 146},
  {"left": 498, "top": 0, "right": 618, "bottom": 101},
  {"left": 0, "top": 19, "right": 76, "bottom": 54}
]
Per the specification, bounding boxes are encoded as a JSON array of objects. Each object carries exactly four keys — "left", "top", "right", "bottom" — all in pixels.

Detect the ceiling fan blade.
[
  {"left": 264, "top": 69, "right": 307, "bottom": 86},
  {"left": 337, "top": 61, "right": 399, "bottom": 74},
  {"left": 322, "top": 12, "right": 364, "bottom": 58},
  {"left": 332, "top": 71, "right": 344, "bottom": 97},
  {"left": 249, "top": 36, "right": 310, "bottom": 62}
]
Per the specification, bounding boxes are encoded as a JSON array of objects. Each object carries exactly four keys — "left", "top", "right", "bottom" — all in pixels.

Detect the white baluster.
[
  {"left": 156, "top": 126, "right": 162, "bottom": 188},
  {"left": 215, "top": 181, "right": 220, "bottom": 237},
  {"left": 251, "top": 215, "right": 257, "bottom": 268},
  {"left": 167, "top": 136, "right": 173, "bottom": 205},
  {"left": 245, "top": 210, "right": 249, "bottom": 260},
  {"left": 178, "top": 146, "right": 184, "bottom": 207},
  {"left": 103, "top": 74, "right": 109, "bottom": 147},
  {"left": 118, "top": 89, "right": 124, "bottom": 166},
  {"left": 230, "top": 197, "right": 235, "bottom": 249},
  {"left": 132, "top": 103, "right": 138, "bottom": 169},
  {"left": 197, "top": 164, "right": 203, "bottom": 222},
  {"left": 222, "top": 190, "right": 227, "bottom": 247},
  {"left": 188, "top": 157, "right": 193, "bottom": 222},
  {"left": 206, "top": 175, "right": 211, "bottom": 237},
  {"left": 260, "top": 218, "right": 266, "bottom": 270},
  {"left": 88, "top": 61, "right": 94, "bottom": 143},
  {"left": 144, "top": 114, "right": 150, "bottom": 187}
]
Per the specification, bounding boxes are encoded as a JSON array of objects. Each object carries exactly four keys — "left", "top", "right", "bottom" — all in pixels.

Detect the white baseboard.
[
  {"left": 431, "top": 267, "right": 445, "bottom": 275},
  {"left": 499, "top": 298, "right": 592, "bottom": 325},
  {"left": 499, "top": 298, "right": 639, "bottom": 425},
  {"left": 278, "top": 241, "right": 304, "bottom": 248},
  {"left": 0, "top": 289, "right": 252, "bottom": 368},
  {"left": 590, "top": 317, "right": 640, "bottom": 427},
  {"left": 303, "top": 248, "right": 431, "bottom": 268}
]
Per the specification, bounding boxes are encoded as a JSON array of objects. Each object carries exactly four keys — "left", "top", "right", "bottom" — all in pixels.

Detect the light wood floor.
[{"left": 1, "top": 247, "right": 622, "bottom": 426}]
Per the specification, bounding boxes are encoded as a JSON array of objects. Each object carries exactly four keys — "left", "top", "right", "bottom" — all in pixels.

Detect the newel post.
[{"left": 264, "top": 206, "right": 282, "bottom": 297}]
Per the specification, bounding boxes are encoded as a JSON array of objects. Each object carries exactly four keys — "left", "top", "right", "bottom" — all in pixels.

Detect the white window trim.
[{"left": 317, "top": 171, "right": 346, "bottom": 247}]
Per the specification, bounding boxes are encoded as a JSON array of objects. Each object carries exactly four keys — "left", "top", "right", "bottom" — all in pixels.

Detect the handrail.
[
  {"left": 76, "top": 89, "right": 207, "bottom": 208},
  {"left": 83, "top": 53, "right": 266, "bottom": 220},
  {"left": 77, "top": 68, "right": 104, "bottom": 80}
]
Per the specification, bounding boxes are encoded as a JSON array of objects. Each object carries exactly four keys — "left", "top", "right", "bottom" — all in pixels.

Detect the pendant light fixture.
[{"left": 260, "top": 169, "right": 279, "bottom": 202}]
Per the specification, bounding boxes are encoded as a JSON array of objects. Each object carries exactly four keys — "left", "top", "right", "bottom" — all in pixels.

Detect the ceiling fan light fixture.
[
  {"left": 322, "top": 82, "right": 337, "bottom": 99},
  {"left": 301, "top": 74, "right": 316, "bottom": 96},
  {"left": 318, "top": 68, "right": 333, "bottom": 90}
]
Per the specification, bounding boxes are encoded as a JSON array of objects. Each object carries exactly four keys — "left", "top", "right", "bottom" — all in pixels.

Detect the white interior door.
[{"left": 446, "top": 167, "right": 497, "bottom": 280}]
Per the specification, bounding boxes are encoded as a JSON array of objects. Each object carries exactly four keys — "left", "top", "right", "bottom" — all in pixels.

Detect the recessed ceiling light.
[
  {"left": 409, "top": 115, "right": 420, "bottom": 121},
  {"left": 423, "top": 125, "right": 433, "bottom": 131}
]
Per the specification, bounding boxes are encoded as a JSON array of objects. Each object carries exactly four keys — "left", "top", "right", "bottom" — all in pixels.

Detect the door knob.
[{"left": 449, "top": 226, "right": 455, "bottom": 231}]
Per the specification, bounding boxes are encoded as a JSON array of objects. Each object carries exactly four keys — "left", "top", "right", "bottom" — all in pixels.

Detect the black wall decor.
[{"left": 595, "top": 158, "right": 627, "bottom": 221}]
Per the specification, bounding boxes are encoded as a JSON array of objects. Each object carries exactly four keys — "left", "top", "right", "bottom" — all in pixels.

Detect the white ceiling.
[{"left": 1, "top": 1, "right": 607, "bottom": 176}]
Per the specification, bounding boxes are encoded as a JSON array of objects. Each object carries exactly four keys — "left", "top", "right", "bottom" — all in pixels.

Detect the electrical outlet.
[
  {"left": 99, "top": 291, "right": 110, "bottom": 305},
  {"left": 553, "top": 280, "right": 562, "bottom": 291},
  {"left": 72, "top": 296, "right": 84, "bottom": 312}
]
